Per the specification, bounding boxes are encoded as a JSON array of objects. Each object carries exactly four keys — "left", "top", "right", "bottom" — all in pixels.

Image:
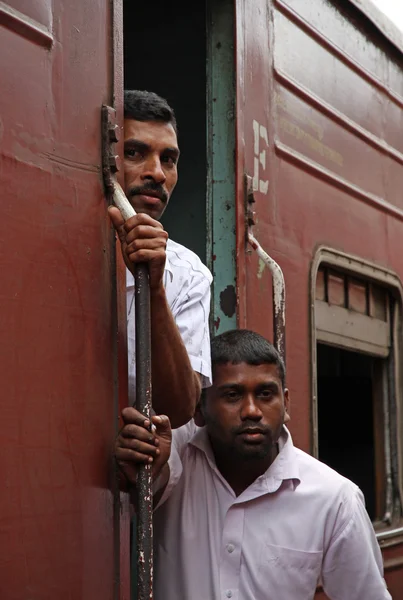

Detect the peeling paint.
[
  {"left": 207, "top": 0, "right": 237, "bottom": 334},
  {"left": 248, "top": 232, "right": 286, "bottom": 363},
  {"left": 219, "top": 285, "right": 236, "bottom": 318},
  {"left": 257, "top": 257, "right": 266, "bottom": 279}
]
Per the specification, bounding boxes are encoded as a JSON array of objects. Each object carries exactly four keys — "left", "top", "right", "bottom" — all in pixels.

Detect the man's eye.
[
  {"left": 259, "top": 389, "right": 274, "bottom": 399},
  {"left": 161, "top": 155, "right": 176, "bottom": 165},
  {"left": 125, "top": 148, "right": 140, "bottom": 159},
  {"left": 224, "top": 391, "right": 239, "bottom": 401}
]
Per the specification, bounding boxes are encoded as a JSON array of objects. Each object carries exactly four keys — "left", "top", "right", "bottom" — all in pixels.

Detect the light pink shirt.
[{"left": 153, "top": 423, "right": 391, "bottom": 600}]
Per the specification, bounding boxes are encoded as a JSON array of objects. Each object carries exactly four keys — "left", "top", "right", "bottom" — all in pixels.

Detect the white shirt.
[
  {"left": 153, "top": 423, "right": 391, "bottom": 600},
  {"left": 126, "top": 238, "right": 213, "bottom": 401}
]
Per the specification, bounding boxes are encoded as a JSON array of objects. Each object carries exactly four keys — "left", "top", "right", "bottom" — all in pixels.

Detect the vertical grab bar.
[
  {"left": 109, "top": 182, "right": 154, "bottom": 600},
  {"left": 102, "top": 103, "right": 153, "bottom": 599}
]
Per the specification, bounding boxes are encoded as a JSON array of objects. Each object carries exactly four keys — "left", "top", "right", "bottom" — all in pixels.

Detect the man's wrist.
[{"left": 149, "top": 281, "right": 166, "bottom": 297}]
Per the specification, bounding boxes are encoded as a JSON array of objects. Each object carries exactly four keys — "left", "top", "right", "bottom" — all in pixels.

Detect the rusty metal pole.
[
  {"left": 109, "top": 182, "right": 154, "bottom": 600},
  {"left": 102, "top": 105, "right": 153, "bottom": 599},
  {"left": 133, "top": 261, "right": 153, "bottom": 600}
]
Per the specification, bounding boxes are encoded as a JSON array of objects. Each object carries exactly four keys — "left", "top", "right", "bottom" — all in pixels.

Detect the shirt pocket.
[{"left": 257, "top": 543, "right": 323, "bottom": 600}]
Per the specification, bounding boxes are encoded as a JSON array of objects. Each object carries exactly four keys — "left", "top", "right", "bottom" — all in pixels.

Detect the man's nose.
[
  {"left": 240, "top": 395, "right": 263, "bottom": 421},
  {"left": 141, "top": 156, "right": 166, "bottom": 184}
]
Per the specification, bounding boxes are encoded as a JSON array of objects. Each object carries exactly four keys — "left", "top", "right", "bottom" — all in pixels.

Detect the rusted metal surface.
[
  {"left": 134, "top": 264, "right": 153, "bottom": 599},
  {"left": 235, "top": 0, "right": 403, "bottom": 593},
  {"left": 102, "top": 106, "right": 154, "bottom": 599}
]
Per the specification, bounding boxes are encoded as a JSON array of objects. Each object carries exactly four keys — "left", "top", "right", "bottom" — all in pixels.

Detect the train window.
[
  {"left": 315, "top": 267, "right": 390, "bottom": 357},
  {"left": 312, "top": 251, "right": 403, "bottom": 536},
  {"left": 317, "top": 344, "right": 384, "bottom": 520}
]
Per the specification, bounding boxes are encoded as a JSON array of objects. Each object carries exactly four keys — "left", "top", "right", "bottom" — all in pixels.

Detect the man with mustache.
[
  {"left": 109, "top": 90, "right": 212, "bottom": 428},
  {"left": 115, "top": 329, "right": 391, "bottom": 599}
]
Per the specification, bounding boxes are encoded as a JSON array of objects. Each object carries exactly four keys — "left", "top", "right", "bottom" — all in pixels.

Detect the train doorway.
[
  {"left": 123, "top": 0, "right": 236, "bottom": 595},
  {"left": 123, "top": 0, "right": 237, "bottom": 333},
  {"left": 124, "top": 0, "right": 208, "bottom": 263}
]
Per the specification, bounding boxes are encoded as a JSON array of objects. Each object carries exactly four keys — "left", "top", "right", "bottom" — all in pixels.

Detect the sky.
[{"left": 371, "top": 0, "right": 403, "bottom": 32}]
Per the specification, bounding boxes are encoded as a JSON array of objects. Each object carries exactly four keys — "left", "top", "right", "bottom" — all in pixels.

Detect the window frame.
[{"left": 310, "top": 246, "right": 403, "bottom": 544}]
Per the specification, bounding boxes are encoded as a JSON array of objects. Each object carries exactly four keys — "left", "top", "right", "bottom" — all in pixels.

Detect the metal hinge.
[{"left": 101, "top": 104, "right": 121, "bottom": 197}]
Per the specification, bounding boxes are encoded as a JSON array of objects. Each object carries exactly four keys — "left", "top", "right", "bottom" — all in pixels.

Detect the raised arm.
[{"left": 109, "top": 208, "right": 207, "bottom": 427}]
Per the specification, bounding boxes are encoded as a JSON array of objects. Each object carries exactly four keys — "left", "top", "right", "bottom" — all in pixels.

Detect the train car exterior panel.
[{"left": 0, "top": 0, "right": 127, "bottom": 598}]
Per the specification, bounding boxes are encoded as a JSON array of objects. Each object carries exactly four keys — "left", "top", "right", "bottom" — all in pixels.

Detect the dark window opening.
[{"left": 317, "top": 343, "right": 386, "bottom": 521}]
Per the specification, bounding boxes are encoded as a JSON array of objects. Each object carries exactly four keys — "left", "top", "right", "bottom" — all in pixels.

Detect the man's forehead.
[
  {"left": 124, "top": 118, "right": 178, "bottom": 148},
  {"left": 213, "top": 362, "right": 281, "bottom": 385}
]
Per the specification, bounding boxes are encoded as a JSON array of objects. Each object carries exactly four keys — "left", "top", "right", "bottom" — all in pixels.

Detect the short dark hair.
[
  {"left": 211, "top": 329, "right": 286, "bottom": 388},
  {"left": 124, "top": 90, "right": 177, "bottom": 134}
]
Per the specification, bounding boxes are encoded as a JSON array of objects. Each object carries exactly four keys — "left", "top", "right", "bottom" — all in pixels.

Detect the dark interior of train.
[
  {"left": 317, "top": 343, "right": 378, "bottom": 520},
  {"left": 124, "top": 0, "right": 208, "bottom": 264}
]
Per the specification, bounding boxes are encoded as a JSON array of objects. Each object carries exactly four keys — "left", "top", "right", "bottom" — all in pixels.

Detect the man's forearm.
[{"left": 150, "top": 285, "right": 200, "bottom": 428}]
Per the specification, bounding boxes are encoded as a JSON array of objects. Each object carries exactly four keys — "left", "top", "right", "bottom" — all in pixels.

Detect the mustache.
[
  {"left": 128, "top": 183, "right": 168, "bottom": 203},
  {"left": 232, "top": 422, "right": 272, "bottom": 436}
]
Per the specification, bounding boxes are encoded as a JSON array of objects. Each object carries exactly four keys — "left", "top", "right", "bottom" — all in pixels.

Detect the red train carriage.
[{"left": 1, "top": 0, "right": 402, "bottom": 598}]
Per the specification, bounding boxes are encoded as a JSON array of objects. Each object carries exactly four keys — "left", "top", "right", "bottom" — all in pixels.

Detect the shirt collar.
[{"left": 189, "top": 425, "right": 301, "bottom": 494}]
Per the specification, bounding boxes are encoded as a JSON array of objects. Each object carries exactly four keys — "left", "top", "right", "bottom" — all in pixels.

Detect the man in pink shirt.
[{"left": 116, "top": 329, "right": 391, "bottom": 599}]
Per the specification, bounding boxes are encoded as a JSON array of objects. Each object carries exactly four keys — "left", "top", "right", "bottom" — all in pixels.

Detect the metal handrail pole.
[
  {"left": 247, "top": 231, "right": 286, "bottom": 364},
  {"left": 110, "top": 182, "right": 154, "bottom": 600}
]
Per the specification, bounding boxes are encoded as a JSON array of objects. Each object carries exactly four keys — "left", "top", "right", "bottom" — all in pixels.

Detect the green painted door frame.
[{"left": 207, "top": 0, "right": 237, "bottom": 336}]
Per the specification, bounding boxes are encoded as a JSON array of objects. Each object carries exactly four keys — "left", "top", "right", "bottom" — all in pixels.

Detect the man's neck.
[{"left": 211, "top": 442, "right": 279, "bottom": 497}]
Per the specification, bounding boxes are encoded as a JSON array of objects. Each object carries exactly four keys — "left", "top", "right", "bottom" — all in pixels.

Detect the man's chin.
[{"left": 234, "top": 441, "right": 272, "bottom": 461}]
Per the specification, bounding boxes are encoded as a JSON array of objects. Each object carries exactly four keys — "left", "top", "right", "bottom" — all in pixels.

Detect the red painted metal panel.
[
  {"left": 0, "top": 1, "right": 127, "bottom": 598},
  {"left": 235, "top": 0, "right": 403, "bottom": 593}
]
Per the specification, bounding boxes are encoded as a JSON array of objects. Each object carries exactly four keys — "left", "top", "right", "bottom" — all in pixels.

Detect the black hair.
[
  {"left": 124, "top": 90, "right": 177, "bottom": 134},
  {"left": 211, "top": 329, "right": 286, "bottom": 388}
]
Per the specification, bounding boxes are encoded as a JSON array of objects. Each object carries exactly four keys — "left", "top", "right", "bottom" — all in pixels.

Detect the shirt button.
[
  {"left": 225, "top": 591, "right": 233, "bottom": 598},
  {"left": 226, "top": 544, "right": 235, "bottom": 553}
]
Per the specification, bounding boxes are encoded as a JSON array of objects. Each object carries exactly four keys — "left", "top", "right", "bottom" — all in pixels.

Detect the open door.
[{"left": 0, "top": 1, "right": 128, "bottom": 598}]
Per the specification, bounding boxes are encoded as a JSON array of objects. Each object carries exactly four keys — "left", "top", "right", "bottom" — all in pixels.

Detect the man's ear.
[
  {"left": 283, "top": 388, "right": 291, "bottom": 424},
  {"left": 194, "top": 401, "right": 206, "bottom": 427}
]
